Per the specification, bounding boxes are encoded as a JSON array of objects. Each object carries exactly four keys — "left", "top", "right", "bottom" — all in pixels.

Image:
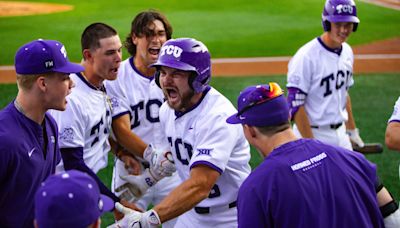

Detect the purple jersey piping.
[{"left": 190, "top": 160, "right": 223, "bottom": 174}]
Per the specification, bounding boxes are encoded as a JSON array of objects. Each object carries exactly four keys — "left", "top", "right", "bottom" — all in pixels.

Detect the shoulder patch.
[
  {"left": 59, "top": 127, "right": 74, "bottom": 142},
  {"left": 196, "top": 148, "right": 213, "bottom": 157}
]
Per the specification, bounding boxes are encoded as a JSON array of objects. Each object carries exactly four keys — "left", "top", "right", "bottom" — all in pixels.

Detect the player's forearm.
[
  {"left": 294, "top": 106, "right": 314, "bottom": 138},
  {"left": 385, "top": 122, "right": 400, "bottom": 151},
  {"left": 345, "top": 95, "right": 356, "bottom": 129},
  {"left": 153, "top": 165, "right": 219, "bottom": 223},
  {"left": 112, "top": 116, "right": 147, "bottom": 157},
  {"left": 153, "top": 177, "right": 211, "bottom": 222}
]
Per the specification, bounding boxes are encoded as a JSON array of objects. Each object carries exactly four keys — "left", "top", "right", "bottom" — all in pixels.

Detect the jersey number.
[
  {"left": 167, "top": 137, "right": 221, "bottom": 198},
  {"left": 130, "top": 99, "right": 163, "bottom": 129}
]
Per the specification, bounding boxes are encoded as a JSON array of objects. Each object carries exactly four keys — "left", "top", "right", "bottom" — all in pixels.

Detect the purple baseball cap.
[
  {"left": 15, "top": 39, "right": 84, "bottom": 75},
  {"left": 226, "top": 82, "right": 289, "bottom": 126},
  {"left": 34, "top": 170, "right": 113, "bottom": 228}
]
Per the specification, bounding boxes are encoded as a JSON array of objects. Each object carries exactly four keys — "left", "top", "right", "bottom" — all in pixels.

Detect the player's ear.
[
  {"left": 36, "top": 75, "right": 47, "bottom": 92},
  {"left": 82, "top": 49, "right": 93, "bottom": 62},
  {"left": 132, "top": 34, "right": 138, "bottom": 45}
]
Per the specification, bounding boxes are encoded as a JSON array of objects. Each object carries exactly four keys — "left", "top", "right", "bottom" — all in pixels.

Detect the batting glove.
[
  {"left": 107, "top": 203, "right": 161, "bottom": 228},
  {"left": 346, "top": 128, "right": 365, "bottom": 148},
  {"left": 143, "top": 144, "right": 176, "bottom": 178},
  {"left": 384, "top": 208, "right": 400, "bottom": 228},
  {"left": 117, "top": 168, "right": 159, "bottom": 199}
]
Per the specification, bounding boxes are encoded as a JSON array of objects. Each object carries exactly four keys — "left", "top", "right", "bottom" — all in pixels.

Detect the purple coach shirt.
[
  {"left": 0, "top": 102, "right": 61, "bottom": 228},
  {"left": 237, "top": 138, "right": 384, "bottom": 228}
]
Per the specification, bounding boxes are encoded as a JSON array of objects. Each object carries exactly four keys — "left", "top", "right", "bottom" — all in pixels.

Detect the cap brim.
[
  {"left": 226, "top": 113, "right": 242, "bottom": 124},
  {"left": 54, "top": 62, "right": 84, "bottom": 74},
  {"left": 327, "top": 15, "right": 360, "bottom": 23},
  {"left": 100, "top": 194, "right": 114, "bottom": 215}
]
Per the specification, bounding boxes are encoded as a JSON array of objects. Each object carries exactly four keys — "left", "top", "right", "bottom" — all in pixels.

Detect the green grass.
[
  {"left": 2, "top": 74, "right": 398, "bottom": 226},
  {"left": 0, "top": 0, "right": 400, "bottom": 64}
]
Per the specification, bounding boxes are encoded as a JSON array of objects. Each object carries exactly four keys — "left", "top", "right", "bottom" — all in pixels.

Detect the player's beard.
[{"left": 166, "top": 88, "right": 196, "bottom": 112}]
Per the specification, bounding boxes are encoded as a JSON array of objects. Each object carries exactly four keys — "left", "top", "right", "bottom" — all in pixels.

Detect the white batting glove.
[
  {"left": 346, "top": 128, "right": 365, "bottom": 148},
  {"left": 117, "top": 168, "right": 158, "bottom": 199},
  {"left": 384, "top": 208, "right": 400, "bottom": 228},
  {"left": 107, "top": 202, "right": 161, "bottom": 228},
  {"left": 143, "top": 144, "right": 176, "bottom": 178}
]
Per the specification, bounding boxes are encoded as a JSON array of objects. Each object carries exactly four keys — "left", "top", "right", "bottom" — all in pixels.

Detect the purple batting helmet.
[
  {"left": 151, "top": 38, "right": 211, "bottom": 93},
  {"left": 322, "top": 0, "right": 359, "bottom": 32}
]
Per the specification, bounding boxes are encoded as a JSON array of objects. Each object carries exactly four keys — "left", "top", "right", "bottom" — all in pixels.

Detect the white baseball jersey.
[
  {"left": 105, "top": 57, "right": 164, "bottom": 142},
  {"left": 388, "top": 96, "right": 400, "bottom": 123},
  {"left": 287, "top": 37, "right": 355, "bottom": 126},
  {"left": 50, "top": 73, "right": 112, "bottom": 173},
  {"left": 105, "top": 58, "right": 180, "bottom": 228},
  {"left": 158, "top": 87, "right": 251, "bottom": 210}
]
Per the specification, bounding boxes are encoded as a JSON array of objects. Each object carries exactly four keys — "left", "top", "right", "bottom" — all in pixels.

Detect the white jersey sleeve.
[{"left": 388, "top": 96, "right": 400, "bottom": 123}]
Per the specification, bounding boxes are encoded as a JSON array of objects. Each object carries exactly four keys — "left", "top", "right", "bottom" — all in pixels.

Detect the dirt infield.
[
  {"left": 0, "top": 1, "right": 399, "bottom": 83},
  {"left": 0, "top": 1, "right": 73, "bottom": 17},
  {"left": 0, "top": 37, "right": 399, "bottom": 83}
]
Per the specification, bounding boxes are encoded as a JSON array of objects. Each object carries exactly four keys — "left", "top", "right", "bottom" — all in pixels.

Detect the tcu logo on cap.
[
  {"left": 336, "top": 4, "right": 353, "bottom": 14},
  {"left": 60, "top": 45, "right": 67, "bottom": 58},
  {"left": 160, "top": 45, "right": 183, "bottom": 58}
]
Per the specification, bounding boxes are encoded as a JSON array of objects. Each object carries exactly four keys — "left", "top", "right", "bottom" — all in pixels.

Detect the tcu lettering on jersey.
[{"left": 320, "top": 70, "right": 352, "bottom": 97}]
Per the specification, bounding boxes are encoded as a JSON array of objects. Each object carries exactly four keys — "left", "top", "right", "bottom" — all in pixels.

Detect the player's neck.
[
  {"left": 134, "top": 56, "right": 156, "bottom": 77},
  {"left": 81, "top": 62, "right": 104, "bottom": 88},
  {"left": 261, "top": 129, "right": 298, "bottom": 157},
  {"left": 321, "top": 32, "right": 342, "bottom": 49},
  {"left": 15, "top": 92, "right": 46, "bottom": 124}
]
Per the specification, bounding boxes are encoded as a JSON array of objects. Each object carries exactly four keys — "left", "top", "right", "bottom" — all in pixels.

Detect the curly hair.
[{"left": 125, "top": 10, "right": 173, "bottom": 56}]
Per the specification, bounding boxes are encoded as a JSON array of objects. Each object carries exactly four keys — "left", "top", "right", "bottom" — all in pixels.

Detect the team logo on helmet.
[
  {"left": 336, "top": 4, "right": 353, "bottom": 14},
  {"left": 160, "top": 45, "right": 183, "bottom": 58}
]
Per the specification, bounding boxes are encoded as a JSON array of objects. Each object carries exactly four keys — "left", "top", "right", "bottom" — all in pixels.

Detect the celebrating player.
[
  {"left": 286, "top": 0, "right": 364, "bottom": 150},
  {"left": 227, "top": 82, "right": 400, "bottom": 227},
  {"left": 386, "top": 96, "right": 400, "bottom": 152},
  {"left": 105, "top": 11, "right": 180, "bottom": 227},
  {"left": 0, "top": 39, "right": 82, "bottom": 227},
  {"left": 111, "top": 37, "right": 251, "bottom": 227},
  {"left": 385, "top": 96, "right": 400, "bottom": 182},
  {"left": 34, "top": 170, "right": 114, "bottom": 228},
  {"left": 49, "top": 23, "right": 138, "bottom": 215}
]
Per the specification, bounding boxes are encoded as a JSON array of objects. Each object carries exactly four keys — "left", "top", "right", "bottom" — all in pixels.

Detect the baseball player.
[
  {"left": 104, "top": 11, "right": 180, "bottom": 227},
  {"left": 0, "top": 39, "right": 83, "bottom": 227},
  {"left": 49, "top": 23, "right": 140, "bottom": 216},
  {"left": 34, "top": 170, "right": 114, "bottom": 228},
  {"left": 111, "top": 38, "right": 251, "bottom": 228},
  {"left": 386, "top": 96, "right": 400, "bottom": 178},
  {"left": 227, "top": 82, "right": 400, "bottom": 228},
  {"left": 286, "top": 0, "right": 364, "bottom": 150}
]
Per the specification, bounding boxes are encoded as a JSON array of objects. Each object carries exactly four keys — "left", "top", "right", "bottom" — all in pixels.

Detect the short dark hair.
[
  {"left": 255, "top": 121, "right": 291, "bottom": 137},
  {"left": 125, "top": 10, "right": 173, "bottom": 56},
  {"left": 81, "top": 22, "right": 118, "bottom": 52}
]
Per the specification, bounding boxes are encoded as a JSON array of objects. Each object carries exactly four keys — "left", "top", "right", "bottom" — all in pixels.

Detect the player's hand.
[
  {"left": 346, "top": 128, "right": 365, "bottom": 148},
  {"left": 143, "top": 144, "right": 176, "bottom": 178},
  {"left": 113, "top": 199, "right": 143, "bottom": 221},
  {"left": 120, "top": 153, "right": 142, "bottom": 175},
  {"left": 108, "top": 202, "right": 161, "bottom": 228},
  {"left": 117, "top": 168, "right": 158, "bottom": 198}
]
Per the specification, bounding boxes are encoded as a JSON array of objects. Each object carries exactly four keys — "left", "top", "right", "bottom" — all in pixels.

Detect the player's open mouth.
[
  {"left": 166, "top": 88, "right": 178, "bottom": 99},
  {"left": 148, "top": 48, "right": 160, "bottom": 55}
]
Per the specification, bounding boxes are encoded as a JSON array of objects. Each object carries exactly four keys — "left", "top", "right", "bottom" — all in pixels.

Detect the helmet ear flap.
[
  {"left": 323, "top": 20, "right": 331, "bottom": 31},
  {"left": 352, "top": 23, "right": 358, "bottom": 32},
  {"left": 155, "top": 70, "right": 161, "bottom": 88}
]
